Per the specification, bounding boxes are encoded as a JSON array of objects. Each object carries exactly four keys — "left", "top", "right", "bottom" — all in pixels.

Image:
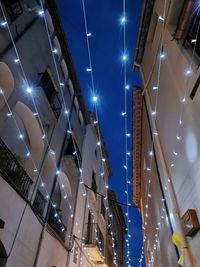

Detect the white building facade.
[{"left": 133, "top": 0, "right": 200, "bottom": 266}]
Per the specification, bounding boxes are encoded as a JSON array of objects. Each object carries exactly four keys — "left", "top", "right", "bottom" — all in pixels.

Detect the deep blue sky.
[{"left": 56, "top": 1, "right": 144, "bottom": 266}]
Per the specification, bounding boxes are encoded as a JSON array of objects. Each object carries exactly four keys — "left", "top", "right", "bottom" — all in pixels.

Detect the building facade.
[
  {"left": 0, "top": 1, "right": 119, "bottom": 266},
  {"left": 133, "top": 0, "right": 200, "bottom": 267},
  {"left": 107, "top": 191, "right": 126, "bottom": 267}
]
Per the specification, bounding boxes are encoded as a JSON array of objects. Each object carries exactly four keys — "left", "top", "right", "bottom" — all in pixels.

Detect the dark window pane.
[{"left": 2, "top": 0, "right": 23, "bottom": 22}]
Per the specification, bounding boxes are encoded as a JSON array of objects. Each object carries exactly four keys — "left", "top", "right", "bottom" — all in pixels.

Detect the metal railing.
[
  {"left": 33, "top": 190, "right": 47, "bottom": 217},
  {"left": 48, "top": 204, "right": 67, "bottom": 241},
  {"left": 0, "top": 138, "right": 33, "bottom": 198}
]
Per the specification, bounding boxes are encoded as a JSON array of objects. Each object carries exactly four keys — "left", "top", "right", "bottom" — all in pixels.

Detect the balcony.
[
  {"left": 0, "top": 138, "right": 33, "bottom": 198},
  {"left": 84, "top": 223, "right": 104, "bottom": 263},
  {"left": 33, "top": 190, "right": 47, "bottom": 217},
  {"left": 48, "top": 204, "right": 67, "bottom": 241}
]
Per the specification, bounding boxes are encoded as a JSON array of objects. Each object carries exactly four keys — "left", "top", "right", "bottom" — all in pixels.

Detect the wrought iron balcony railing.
[
  {"left": 33, "top": 190, "right": 47, "bottom": 217},
  {"left": 48, "top": 204, "right": 67, "bottom": 241},
  {"left": 0, "top": 138, "right": 33, "bottom": 198}
]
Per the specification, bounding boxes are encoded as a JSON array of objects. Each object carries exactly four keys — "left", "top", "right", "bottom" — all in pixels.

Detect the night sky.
[{"left": 56, "top": 0, "right": 144, "bottom": 266}]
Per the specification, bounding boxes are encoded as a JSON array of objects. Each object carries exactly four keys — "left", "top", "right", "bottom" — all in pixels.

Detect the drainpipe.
[{"left": 136, "top": 63, "right": 194, "bottom": 267}]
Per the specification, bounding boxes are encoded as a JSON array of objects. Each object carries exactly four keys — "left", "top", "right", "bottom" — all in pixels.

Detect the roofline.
[{"left": 133, "top": 0, "right": 155, "bottom": 70}]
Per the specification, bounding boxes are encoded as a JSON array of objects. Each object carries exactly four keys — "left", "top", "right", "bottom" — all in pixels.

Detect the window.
[
  {"left": 183, "top": 7, "right": 200, "bottom": 57},
  {"left": 2, "top": 0, "right": 23, "bottom": 22},
  {"left": 100, "top": 198, "right": 106, "bottom": 218},
  {"left": 91, "top": 171, "right": 97, "bottom": 198},
  {"left": 65, "top": 135, "right": 82, "bottom": 169},
  {"left": 40, "top": 70, "right": 62, "bottom": 119}
]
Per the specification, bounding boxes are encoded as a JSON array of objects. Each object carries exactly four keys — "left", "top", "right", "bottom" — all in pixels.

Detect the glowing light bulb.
[
  {"left": 125, "top": 84, "right": 130, "bottom": 89},
  {"left": 26, "top": 87, "right": 32, "bottom": 94},
  {"left": 41, "top": 182, "right": 45, "bottom": 187},
  {"left": 52, "top": 49, "right": 58, "bottom": 54},
  {"left": 19, "top": 134, "right": 24, "bottom": 139},
  {"left": 56, "top": 170, "right": 60, "bottom": 175},
  {"left": 50, "top": 150, "right": 55, "bottom": 155},
  {"left": 0, "top": 89, "right": 4, "bottom": 94},
  {"left": 7, "top": 113, "right": 12, "bottom": 117},
  {"left": 173, "top": 151, "right": 178, "bottom": 156},
  {"left": 185, "top": 68, "right": 192, "bottom": 76},
  {"left": 153, "top": 86, "right": 158, "bottom": 90},
  {"left": 0, "top": 21, "right": 7, "bottom": 27},
  {"left": 160, "top": 52, "right": 166, "bottom": 59},
  {"left": 26, "top": 152, "right": 30, "bottom": 157},
  {"left": 64, "top": 109, "right": 68, "bottom": 115},
  {"left": 60, "top": 82, "right": 64, "bottom": 86},
  {"left": 86, "top": 68, "right": 92, "bottom": 72},
  {"left": 179, "top": 119, "right": 183, "bottom": 125},
  {"left": 152, "top": 111, "right": 156, "bottom": 116},
  {"left": 181, "top": 97, "right": 186, "bottom": 103},
  {"left": 14, "top": 58, "right": 20, "bottom": 63},
  {"left": 38, "top": 10, "right": 44, "bottom": 16},
  {"left": 191, "top": 39, "right": 197, "bottom": 43},
  {"left": 92, "top": 95, "right": 98, "bottom": 103},
  {"left": 97, "top": 141, "right": 101, "bottom": 146},
  {"left": 149, "top": 151, "right": 153, "bottom": 156},
  {"left": 87, "top": 32, "right": 92, "bottom": 37},
  {"left": 120, "top": 16, "right": 126, "bottom": 24},
  {"left": 121, "top": 112, "right": 126, "bottom": 116},
  {"left": 122, "top": 54, "right": 128, "bottom": 61},
  {"left": 158, "top": 15, "right": 164, "bottom": 21},
  {"left": 176, "top": 135, "right": 180, "bottom": 140}
]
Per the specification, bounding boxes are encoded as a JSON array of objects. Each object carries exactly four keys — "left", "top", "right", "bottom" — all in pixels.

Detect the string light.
[
  {"left": 122, "top": 54, "right": 128, "bottom": 61},
  {"left": 158, "top": 15, "right": 165, "bottom": 21},
  {"left": 14, "top": 58, "right": 20, "bottom": 63},
  {"left": 0, "top": 21, "right": 7, "bottom": 27},
  {"left": 37, "top": 10, "right": 44, "bottom": 16},
  {"left": 92, "top": 95, "right": 98, "bottom": 102},
  {"left": 26, "top": 87, "right": 32, "bottom": 94},
  {"left": 120, "top": 16, "right": 126, "bottom": 24}
]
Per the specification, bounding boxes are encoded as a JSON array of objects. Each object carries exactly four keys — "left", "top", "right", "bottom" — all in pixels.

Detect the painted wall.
[{"left": 138, "top": 0, "right": 200, "bottom": 266}]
